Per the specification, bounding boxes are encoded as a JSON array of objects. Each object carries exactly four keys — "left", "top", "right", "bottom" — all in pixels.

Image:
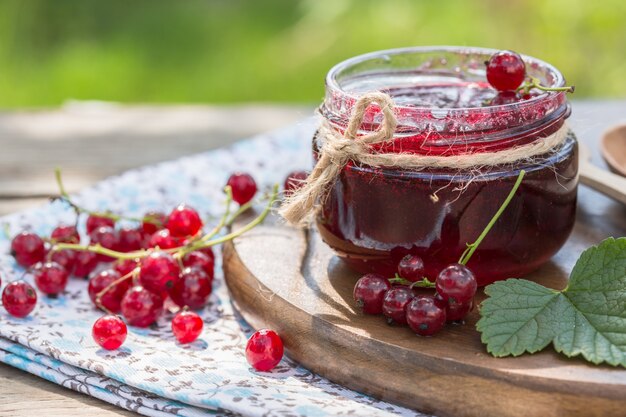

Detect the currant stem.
[
  {"left": 198, "top": 186, "right": 233, "bottom": 243},
  {"left": 52, "top": 243, "right": 146, "bottom": 260},
  {"left": 54, "top": 168, "right": 158, "bottom": 225},
  {"left": 178, "top": 184, "right": 279, "bottom": 257},
  {"left": 388, "top": 275, "right": 435, "bottom": 288},
  {"left": 518, "top": 77, "right": 575, "bottom": 94},
  {"left": 459, "top": 170, "right": 526, "bottom": 266}
]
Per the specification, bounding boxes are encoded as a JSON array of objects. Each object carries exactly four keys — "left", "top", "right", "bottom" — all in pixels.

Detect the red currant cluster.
[
  {"left": 353, "top": 256, "right": 477, "bottom": 336},
  {"left": 1, "top": 172, "right": 268, "bottom": 350},
  {"left": 352, "top": 170, "right": 528, "bottom": 336},
  {"left": 485, "top": 50, "right": 574, "bottom": 104}
]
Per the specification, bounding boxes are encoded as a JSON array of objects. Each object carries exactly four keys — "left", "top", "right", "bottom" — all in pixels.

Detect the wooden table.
[{"left": 0, "top": 100, "right": 624, "bottom": 416}]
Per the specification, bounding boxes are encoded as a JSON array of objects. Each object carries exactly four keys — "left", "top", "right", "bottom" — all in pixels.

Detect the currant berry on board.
[
  {"left": 435, "top": 263, "right": 477, "bottom": 305},
  {"left": 245, "top": 329, "right": 284, "bottom": 372},
  {"left": 405, "top": 295, "right": 447, "bottom": 336},
  {"left": 92, "top": 315, "right": 127, "bottom": 350},
  {"left": 382, "top": 286, "right": 415, "bottom": 325},
  {"left": 486, "top": 50, "right": 526, "bottom": 92},
  {"left": 397, "top": 254, "right": 426, "bottom": 282},
  {"left": 227, "top": 173, "right": 257, "bottom": 205},
  {"left": 2, "top": 281, "right": 37, "bottom": 318},
  {"left": 435, "top": 293, "right": 474, "bottom": 322},
  {"left": 353, "top": 273, "right": 391, "bottom": 315},
  {"left": 172, "top": 310, "right": 204, "bottom": 344}
]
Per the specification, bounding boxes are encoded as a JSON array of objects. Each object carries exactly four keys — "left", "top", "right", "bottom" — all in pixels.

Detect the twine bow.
[
  {"left": 279, "top": 92, "right": 397, "bottom": 226},
  {"left": 279, "top": 91, "right": 570, "bottom": 226}
]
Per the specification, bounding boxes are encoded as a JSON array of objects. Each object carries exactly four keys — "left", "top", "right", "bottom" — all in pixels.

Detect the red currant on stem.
[
  {"left": 149, "top": 229, "right": 182, "bottom": 250},
  {"left": 73, "top": 250, "right": 99, "bottom": 279},
  {"left": 382, "top": 287, "right": 414, "bottom": 325},
  {"left": 406, "top": 295, "right": 447, "bottom": 336},
  {"left": 353, "top": 273, "right": 392, "bottom": 315},
  {"left": 33, "top": 261, "right": 69, "bottom": 297},
  {"left": 117, "top": 227, "right": 143, "bottom": 252},
  {"left": 167, "top": 204, "right": 203, "bottom": 238},
  {"left": 120, "top": 286, "right": 163, "bottom": 328},
  {"left": 86, "top": 215, "right": 115, "bottom": 235},
  {"left": 182, "top": 251, "right": 214, "bottom": 279},
  {"left": 51, "top": 225, "right": 79, "bottom": 244},
  {"left": 171, "top": 309, "right": 203, "bottom": 344},
  {"left": 89, "top": 269, "right": 131, "bottom": 314},
  {"left": 50, "top": 249, "right": 77, "bottom": 275},
  {"left": 2, "top": 281, "right": 37, "bottom": 318},
  {"left": 138, "top": 251, "right": 180, "bottom": 294},
  {"left": 89, "top": 226, "right": 118, "bottom": 262},
  {"left": 486, "top": 50, "right": 526, "bottom": 91},
  {"left": 397, "top": 254, "right": 425, "bottom": 282},
  {"left": 227, "top": 173, "right": 257, "bottom": 205},
  {"left": 245, "top": 329, "right": 284, "bottom": 372},
  {"left": 169, "top": 266, "right": 212, "bottom": 310},
  {"left": 11, "top": 232, "right": 46, "bottom": 267},
  {"left": 92, "top": 315, "right": 127, "bottom": 350},
  {"left": 142, "top": 211, "right": 167, "bottom": 235}
]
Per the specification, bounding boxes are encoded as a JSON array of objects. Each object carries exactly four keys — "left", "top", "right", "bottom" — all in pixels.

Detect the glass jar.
[{"left": 316, "top": 46, "right": 577, "bottom": 286}]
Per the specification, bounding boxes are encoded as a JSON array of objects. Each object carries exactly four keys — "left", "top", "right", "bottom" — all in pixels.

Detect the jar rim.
[{"left": 325, "top": 45, "right": 566, "bottom": 113}]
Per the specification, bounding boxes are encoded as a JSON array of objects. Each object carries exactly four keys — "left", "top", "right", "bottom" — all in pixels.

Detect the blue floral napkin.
[{"left": 0, "top": 120, "right": 427, "bottom": 417}]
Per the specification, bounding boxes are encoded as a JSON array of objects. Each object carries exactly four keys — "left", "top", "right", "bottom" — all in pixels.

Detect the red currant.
[
  {"left": 116, "top": 227, "right": 143, "bottom": 252},
  {"left": 2, "top": 281, "right": 37, "bottom": 318},
  {"left": 397, "top": 254, "right": 425, "bottom": 282},
  {"left": 138, "top": 251, "right": 180, "bottom": 294},
  {"left": 166, "top": 204, "right": 203, "bottom": 238},
  {"left": 171, "top": 310, "right": 204, "bottom": 344},
  {"left": 50, "top": 249, "right": 77, "bottom": 275},
  {"left": 142, "top": 211, "right": 167, "bottom": 235},
  {"left": 169, "top": 267, "right": 212, "bottom": 310},
  {"left": 86, "top": 215, "right": 115, "bottom": 235},
  {"left": 182, "top": 251, "right": 215, "bottom": 279},
  {"left": 245, "top": 329, "right": 283, "bottom": 372},
  {"left": 89, "top": 226, "right": 118, "bottom": 262},
  {"left": 148, "top": 229, "right": 182, "bottom": 250},
  {"left": 382, "top": 287, "right": 414, "bottom": 325},
  {"left": 406, "top": 295, "right": 446, "bottom": 336},
  {"left": 113, "top": 258, "right": 138, "bottom": 277},
  {"left": 11, "top": 232, "right": 46, "bottom": 267},
  {"left": 88, "top": 269, "right": 131, "bottom": 313},
  {"left": 283, "top": 170, "right": 308, "bottom": 196},
  {"left": 227, "top": 173, "right": 257, "bottom": 205},
  {"left": 435, "top": 263, "right": 477, "bottom": 305},
  {"left": 120, "top": 286, "right": 163, "bottom": 327},
  {"left": 92, "top": 315, "right": 127, "bottom": 350},
  {"left": 50, "top": 225, "right": 79, "bottom": 244},
  {"left": 353, "top": 273, "right": 391, "bottom": 315},
  {"left": 486, "top": 50, "right": 526, "bottom": 91},
  {"left": 74, "top": 251, "right": 100, "bottom": 279},
  {"left": 33, "top": 262, "right": 69, "bottom": 296},
  {"left": 434, "top": 293, "right": 474, "bottom": 322}
]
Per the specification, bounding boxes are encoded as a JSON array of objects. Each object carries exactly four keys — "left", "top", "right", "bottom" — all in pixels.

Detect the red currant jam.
[{"left": 316, "top": 47, "right": 577, "bottom": 286}]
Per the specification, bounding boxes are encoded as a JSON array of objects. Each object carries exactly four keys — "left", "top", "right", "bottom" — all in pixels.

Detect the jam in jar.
[{"left": 316, "top": 47, "right": 578, "bottom": 286}]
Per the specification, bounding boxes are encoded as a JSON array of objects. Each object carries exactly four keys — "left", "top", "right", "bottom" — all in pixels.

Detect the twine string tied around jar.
[{"left": 279, "top": 92, "right": 570, "bottom": 226}]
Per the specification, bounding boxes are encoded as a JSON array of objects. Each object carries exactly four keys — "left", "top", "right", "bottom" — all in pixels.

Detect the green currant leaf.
[{"left": 477, "top": 237, "right": 626, "bottom": 367}]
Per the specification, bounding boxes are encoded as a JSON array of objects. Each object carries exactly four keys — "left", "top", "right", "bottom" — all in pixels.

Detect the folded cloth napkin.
[{"left": 0, "top": 120, "right": 429, "bottom": 417}]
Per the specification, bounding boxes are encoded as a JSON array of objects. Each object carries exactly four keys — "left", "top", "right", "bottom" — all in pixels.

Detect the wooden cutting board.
[{"left": 222, "top": 186, "right": 626, "bottom": 417}]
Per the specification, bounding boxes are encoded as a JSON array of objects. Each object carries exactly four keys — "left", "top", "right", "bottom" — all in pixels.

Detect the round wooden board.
[{"left": 223, "top": 186, "right": 626, "bottom": 417}]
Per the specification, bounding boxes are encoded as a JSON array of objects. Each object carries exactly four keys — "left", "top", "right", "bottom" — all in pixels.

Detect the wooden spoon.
[
  {"left": 579, "top": 142, "right": 626, "bottom": 205},
  {"left": 601, "top": 124, "right": 626, "bottom": 177}
]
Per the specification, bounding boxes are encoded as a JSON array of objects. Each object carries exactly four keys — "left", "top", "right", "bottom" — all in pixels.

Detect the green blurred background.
[{"left": 0, "top": 0, "right": 624, "bottom": 108}]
